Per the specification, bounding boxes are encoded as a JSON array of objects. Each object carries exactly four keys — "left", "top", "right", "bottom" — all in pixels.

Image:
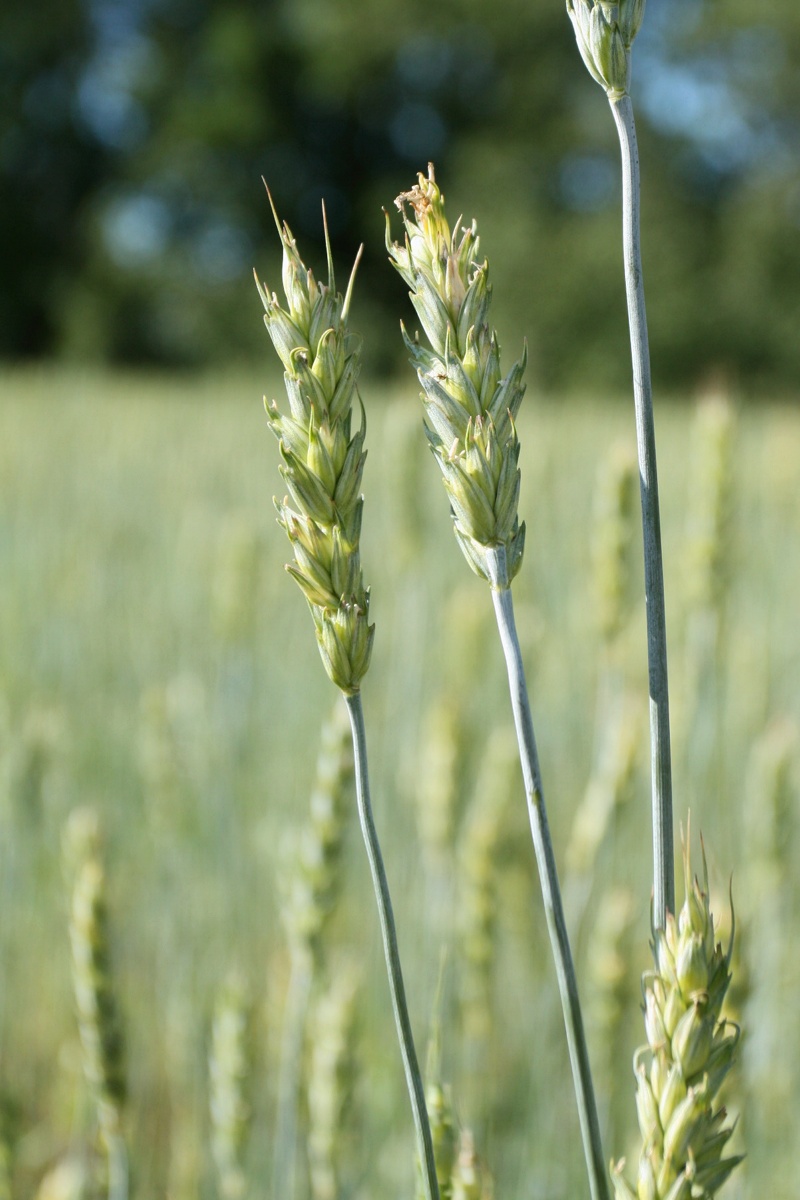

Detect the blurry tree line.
[{"left": 2, "top": 0, "right": 800, "bottom": 392}]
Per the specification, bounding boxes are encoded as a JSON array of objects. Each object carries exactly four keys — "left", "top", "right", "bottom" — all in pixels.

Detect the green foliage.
[{"left": 2, "top": 4, "right": 800, "bottom": 388}]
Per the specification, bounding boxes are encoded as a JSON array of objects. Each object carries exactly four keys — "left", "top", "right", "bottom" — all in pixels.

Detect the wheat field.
[{"left": 0, "top": 367, "right": 798, "bottom": 1199}]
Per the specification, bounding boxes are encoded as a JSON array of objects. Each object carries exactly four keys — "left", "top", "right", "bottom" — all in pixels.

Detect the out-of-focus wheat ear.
[
  {"left": 680, "top": 392, "right": 737, "bottom": 797},
  {"left": 451, "top": 1129, "right": 491, "bottom": 1200},
  {"left": 583, "top": 886, "right": 636, "bottom": 1146},
  {"left": 416, "top": 698, "right": 461, "bottom": 873},
  {"left": 419, "top": 1081, "right": 457, "bottom": 1200},
  {"left": 566, "top": 694, "right": 640, "bottom": 889},
  {"left": 685, "top": 392, "right": 736, "bottom": 620},
  {"left": 211, "top": 514, "right": 262, "bottom": 645},
  {"left": 274, "top": 699, "right": 353, "bottom": 1200},
  {"left": 66, "top": 809, "right": 128, "bottom": 1200},
  {"left": 744, "top": 716, "right": 797, "bottom": 879},
  {"left": 33, "top": 1156, "right": 92, "bottom": 1200},
  {"left": 281, "top": 698, "right": 353, "bottom": 970},
  {"left": 592, "top": 440, "right": 638, "bottom": 657},
  {"left": 306, "top": 965, "right": 360, "bottom": 1200},
  {"left": 738, "top": 718, "right": 796, "bottom": 1164},
  {"left": 458, "top": 728, "right": 515, "bottom": 1073},
  {"left": 209, "top": 971, "right": 253, "bottom": 1200},
  {"left": 416, "top": 1008, "right": 456, "bottom": 1200}
]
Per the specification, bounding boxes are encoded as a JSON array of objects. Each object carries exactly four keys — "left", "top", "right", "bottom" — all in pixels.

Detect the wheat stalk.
[
  {"left": 65, "top": 809, "right": 128, "bottom": 1200},
  {"left": 566, "top": 0, "right": 675, "bottom": 930},
  {"left": 256, "top": 197, "right": 439, "bottom": 1200},
  {"left": 388, "top": 165, "right": 608, "bottom": 1200}
]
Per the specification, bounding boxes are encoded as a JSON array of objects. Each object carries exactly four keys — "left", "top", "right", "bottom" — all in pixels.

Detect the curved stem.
[
  {"left": 610, "top": 94, "right": 675, "bottom": 930},
  {"left": 345, "top": 692, "right": 440, "bottom": 1200},
  {"left": 488, "top": 563, "right": 609, "bottom": 1200}
]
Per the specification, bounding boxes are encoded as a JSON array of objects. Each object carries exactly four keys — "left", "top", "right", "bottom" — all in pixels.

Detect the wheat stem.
[
  {"left": 487, "top": 557, "right": 608, "bottom": 1200},
  {"left": 344, "top": 692, "right": 440, "bottom": 1200},
  {"left": 610, "top": 94, "right": 675, "bottom": 929}
]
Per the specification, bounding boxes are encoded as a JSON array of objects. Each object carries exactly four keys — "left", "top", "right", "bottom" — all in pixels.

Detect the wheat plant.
[
  {"left": 567, "top": 0, "right": 675, "bottom": 930},
  {"left": 64, "top": 809, "right": 128, "bottom": 1200},
  {"left": 611, "top": 839, "right": 741, "bottom": 1200},
  {"left": 387, "top": 165, "right": 608, "bottom": 1200},
  {"left": 255, "top": 197, "right": 439, "bottom": 1200}
]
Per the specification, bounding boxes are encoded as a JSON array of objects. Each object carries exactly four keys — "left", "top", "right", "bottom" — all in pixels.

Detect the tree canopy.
[{"left": 2, "top": 0, "right": 799, "bottom": 392}]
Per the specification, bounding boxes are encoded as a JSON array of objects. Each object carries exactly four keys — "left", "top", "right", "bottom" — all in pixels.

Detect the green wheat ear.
[
  {"left": 209, "top": 971, "right": 253, "bottom": 1200},
  {"left": 612, "top": 833, "right": 742, "bottom": 1200},
  {"left": 255, "top": 191, "right": 373, "bottom": 693},
  {"left": 386, "top": 164, "right": 526, "bottom": 590},
  {"left": 65, "top": 808, "right": 128, "bottom": 1200}
]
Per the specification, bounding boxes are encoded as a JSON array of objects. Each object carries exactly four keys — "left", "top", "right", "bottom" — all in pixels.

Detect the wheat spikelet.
[
  {"left": 387, "top": 165, "right": 526, "bottom": 589},
  {"left": 306, "top": 966, "right": 359, "bottom": 1200},
  {"left": 66, "top": 809, "right": 128, "bottom": 1200},
  {"left": 612, "top": 838, "right": 741, "bottom": 1200},
  {"left": 209, "top": 971, "right": 253, "bottom": 1200},
  {"left": 255, "top": 196, "right": 373, "bottom": 693}
]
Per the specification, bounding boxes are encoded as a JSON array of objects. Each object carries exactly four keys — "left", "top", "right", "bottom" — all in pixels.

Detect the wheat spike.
[
  {"left": 387, "top": 165, "right": 526, "bottom": 589},
  {"left": 256, "top": 197, "right": 373, "bottom": 693},
  {"left": 612, "top": 837, "right": 742, "bottom": 1200},
  {"left": 209, "top": 971, "right": 253, "bottom": 1200},
  {"left": 306, "top": 967, "right": 360, "bottom": 1200}
]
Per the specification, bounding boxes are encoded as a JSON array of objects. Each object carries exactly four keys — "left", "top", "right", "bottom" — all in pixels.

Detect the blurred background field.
[{"left": 1, "top": 368, "right": 799, "bottom": 1198}]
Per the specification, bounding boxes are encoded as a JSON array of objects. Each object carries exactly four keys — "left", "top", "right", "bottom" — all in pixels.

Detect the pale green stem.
[
  {"left": 273, "top": 951, "right": 313, "bottom": 1200},
  {"left": 486, "top": 548, "right": 608, "bottom": 1200},
  {"left": 344, "top": 692, "right": 440, "bottom": 1200},
  {"left": 610, "top": 93, "right": 675, "bottom": 930}
]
